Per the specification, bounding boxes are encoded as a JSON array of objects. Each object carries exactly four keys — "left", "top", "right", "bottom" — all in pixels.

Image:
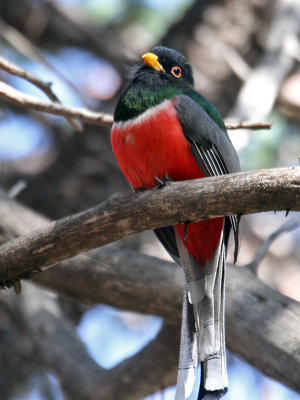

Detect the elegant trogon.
[{"left": 111, "top": 46, "right": 240, "bottom": 400}]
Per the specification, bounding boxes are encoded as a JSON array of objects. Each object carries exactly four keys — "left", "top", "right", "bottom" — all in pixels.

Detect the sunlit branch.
[
  {"left": 0, "top": 79, "right": 272, "bottom": 130},
  {"left": 0, "top": 167, "right": 298, "bottom": 286},
  {"left": 0, "top": 56, "right": 81, "bottom": 131},
  {"left": 0, "top": 81, "right": 113, "bottom": 127}
]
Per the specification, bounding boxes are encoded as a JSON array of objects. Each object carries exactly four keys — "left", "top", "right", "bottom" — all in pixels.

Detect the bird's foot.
[
  {"left": 154, "top": 173, "right": 173, "bottom": 188},
  {"left": 135, "top": 186, "right": 146, "bottom": 192}
]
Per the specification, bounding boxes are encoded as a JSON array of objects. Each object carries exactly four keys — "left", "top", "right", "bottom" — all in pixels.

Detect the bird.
[{"left": 111, "top": 46, "right": 240, "bottom": 399}]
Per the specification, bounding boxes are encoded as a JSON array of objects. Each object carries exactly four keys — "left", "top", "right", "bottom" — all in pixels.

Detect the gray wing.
[{"left": 155, "top": 94, "right": 241, "bottom": 262}]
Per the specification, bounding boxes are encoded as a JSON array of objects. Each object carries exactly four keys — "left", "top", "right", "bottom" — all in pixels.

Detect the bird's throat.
[{"left": 114, "top": 83, "right": 182, "bottom": 122}]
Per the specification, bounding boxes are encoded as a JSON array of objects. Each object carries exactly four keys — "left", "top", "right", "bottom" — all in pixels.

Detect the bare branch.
[
  {"left": 0, "top": 78, "right": 271, "bottom": 131},
  {"left": 225, "top": 121, "right": 273, "bottom": 130},
  {"left": 0, "top": 167, "right": 299, "bottom": 286},
  {"left": 245, "top": 213, "right": 300, "bottom": 274},
  {"left": 0, "top": 56, "right": 81, "bottom": 131},
  {"left": 226, "top": 264, "right": 300, "bottom": 393},
  {"left": 229, "top": 0, "right": 300, "bottom": 122},
  {"left": 221, "top": 44, "right": 252, "bottom": 82},
  {"left": 0, "top": 15, "right": 87, "bottom": 106},
  {"left": 0, "top": 81, "right": 113, "bottom": 127},
  {"left": 1, "top": 282, "right": 178, "bottom": 400},
  {"left": 34, "top": 311, "right": 179, "bottom": 400},
  {"left": 0, "top": 189, "right": 299, "bottom": 392}
]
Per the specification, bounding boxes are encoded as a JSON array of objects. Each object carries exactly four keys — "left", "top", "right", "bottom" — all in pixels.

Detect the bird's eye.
[{"left": 171, "top": 66, "right": 182, "bottom": 78}]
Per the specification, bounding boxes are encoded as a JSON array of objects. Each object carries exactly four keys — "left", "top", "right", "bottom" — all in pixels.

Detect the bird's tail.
[
  {"left": 175, "top": 285, "right": 198, "bottom": 400},
  {"left": 175, "top": 231, "right": 228, "bottom": 400}
]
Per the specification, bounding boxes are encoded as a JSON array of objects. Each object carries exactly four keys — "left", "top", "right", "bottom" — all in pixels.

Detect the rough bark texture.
[
  {"left": 0, "top": 167, "right": 299, "bottom": 286},
  {"left": 226, "top": 265, "right": 300, "bottom": 393},
  {"left": 0, "top": 192, "right": 299, "bottom": 393}
]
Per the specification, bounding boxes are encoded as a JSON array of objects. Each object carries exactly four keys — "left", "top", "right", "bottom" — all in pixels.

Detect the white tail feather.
[{"left": 175, "top": 230, "right": 228, "bottom": 396}]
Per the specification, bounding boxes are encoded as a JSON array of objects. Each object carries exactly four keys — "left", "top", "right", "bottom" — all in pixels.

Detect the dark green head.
[{"left": 114, "top": 46, "right": 194, "bottom": 122}]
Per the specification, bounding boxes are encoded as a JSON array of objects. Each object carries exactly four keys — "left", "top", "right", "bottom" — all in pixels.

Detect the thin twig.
[
  {"left": 245, "top": 213, "right": 300, "bottom": 274},
  {"left": 225, "top": 121, "right": 273, "bottom": 130},
  {"left": 0, "top": 56, "right": 82, "bottom": 131},
  {"left": 0, "top": 16, "right": 87, "bottom": 106}
]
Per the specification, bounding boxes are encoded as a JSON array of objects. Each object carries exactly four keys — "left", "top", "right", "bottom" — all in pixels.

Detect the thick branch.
[
  {"left": 0, "top": 167, "right": 299, "bottom": 285},
  {"left": 30, "top": 308, "right": 179, "bottom": 400},
  {"left": 0, "top": 190, "right": 299, "bottom": 392},
  {"left": 1, "top": 282, "right": 178, "bottom": 400}
]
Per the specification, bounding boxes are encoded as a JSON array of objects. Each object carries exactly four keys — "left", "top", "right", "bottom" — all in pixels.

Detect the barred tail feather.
[
  {"left": 175, "top": 230, "right": 228, "bottom": 399},
  {"left": 175, "top": 287, "right": 198, "bottom": 400}
]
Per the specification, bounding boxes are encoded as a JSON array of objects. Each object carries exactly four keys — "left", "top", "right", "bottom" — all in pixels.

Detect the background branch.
[
  {"left": 0, "top": 280, "right": 179, "bottom": 400},
  {"left": 0, "top": 190, "right": 299, "bottom": 393},
  {"left": 0, "top": 55, "right": 81, "bottom": 131},
  {"left": 245, "top": 213, "right": 300, "bottom": 274},
  {"left": 0, "top": 81, "right": 113, "bottom": 127}
]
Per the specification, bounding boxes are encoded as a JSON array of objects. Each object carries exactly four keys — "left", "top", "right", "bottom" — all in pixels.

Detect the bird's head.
[
  {"left": 114, "top": 47, "right": 195, "bottom": 121},
  {"left": 133, "top": 46, "right": 194, "bottom": 88}
]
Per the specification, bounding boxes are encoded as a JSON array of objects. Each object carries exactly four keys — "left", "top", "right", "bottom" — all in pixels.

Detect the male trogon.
[{"left": 111, "top": 46, "right": 240, "bottom": 399}]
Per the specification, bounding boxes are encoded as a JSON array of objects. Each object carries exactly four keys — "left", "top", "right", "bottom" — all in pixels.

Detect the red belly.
[{"left": 111, "top": 100, "right": 223, "bottom": 265}]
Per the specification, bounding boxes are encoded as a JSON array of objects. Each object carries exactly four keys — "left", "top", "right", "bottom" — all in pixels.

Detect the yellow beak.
[{"left": 142, "top": 52, "right": 165, "bottom": 72}]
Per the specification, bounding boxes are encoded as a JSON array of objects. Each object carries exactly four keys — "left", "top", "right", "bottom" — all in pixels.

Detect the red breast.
[{"left": 111, "top": 99, "right": 223, "bottom": 265}]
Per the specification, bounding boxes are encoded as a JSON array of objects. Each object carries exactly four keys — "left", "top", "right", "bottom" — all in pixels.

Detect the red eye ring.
[{"left": 171, "top": 66, "right": 182, "bottom": 78}]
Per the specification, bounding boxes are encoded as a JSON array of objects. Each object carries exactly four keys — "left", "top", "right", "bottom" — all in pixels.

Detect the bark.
[
  {"left": 0, "top": 167, "right": 299, "bottom": 286},
  {"left": 0, "top": 284, "right": 179, "bottom": 400},
  {"left": 0, "top": 191, "right": 299, "bottom": 393}
]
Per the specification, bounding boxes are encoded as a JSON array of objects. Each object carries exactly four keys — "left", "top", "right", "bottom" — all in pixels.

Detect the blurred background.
[{"left": 0, "top": 0, "right": 299, "bottom": 399}]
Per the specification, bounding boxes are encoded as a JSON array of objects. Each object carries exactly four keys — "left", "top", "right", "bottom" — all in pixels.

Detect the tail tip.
[{"left": 198, "top": 386, "right": 228, "bottom": 400}]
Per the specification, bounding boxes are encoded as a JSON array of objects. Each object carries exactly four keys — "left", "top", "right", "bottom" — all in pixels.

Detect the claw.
[
  {"left": 154, "top": 172, "right": 173, "bottom": 188},
  {"left": 154, "top": 176, "right": 165, "bottom": 187},
  {"left": 135, "top": 186, "right": 146, "bottom": 192}
]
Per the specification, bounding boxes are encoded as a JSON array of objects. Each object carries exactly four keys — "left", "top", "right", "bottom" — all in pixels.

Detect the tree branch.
[
  {"left": 245, "top": 213, "right": 300, "bottom": 274},
  {"left": 229, "top": 0, "right": 300, "bottom": 122},
  {"left": 0, "top": 79, "right": 272, "bottom": 130},
  {"left": 0, "top": 189, "right": 299, "bottom": 392},
  {"left": 0, "top": 55, "right": 81, "bottom": 131},
  {"left": 0, "top": 282, "right": 178, "bottom": 400},
  {"left": 225, "top": 121, "right": 272, "bottom": 130},
  {"left": 0, "top": 167, "right": 299, "bottom": 286},
  {"left": 0, "top": 81, "right": 113, "bottom": 127},
  {"left": 30, "top": 308, "right": 179, "bottom": 400}
]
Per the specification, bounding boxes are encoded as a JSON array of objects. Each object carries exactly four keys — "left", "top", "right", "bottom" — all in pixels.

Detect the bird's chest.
[{"left": 111, "top": 100, "right": 203, "bottom": 189}]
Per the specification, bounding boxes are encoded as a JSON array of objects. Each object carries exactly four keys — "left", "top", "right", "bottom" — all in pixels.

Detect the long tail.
[
  {"left": 175, "top": 285, "right": 198, "bottom": 400},
  {"left": 175, "top": 230, "right": 228, "bottom": 400}
]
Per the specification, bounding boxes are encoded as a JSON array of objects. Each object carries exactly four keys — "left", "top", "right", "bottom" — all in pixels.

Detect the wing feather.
[{"left": 155, "top": 94, "right": 240, "bottom": 260}]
